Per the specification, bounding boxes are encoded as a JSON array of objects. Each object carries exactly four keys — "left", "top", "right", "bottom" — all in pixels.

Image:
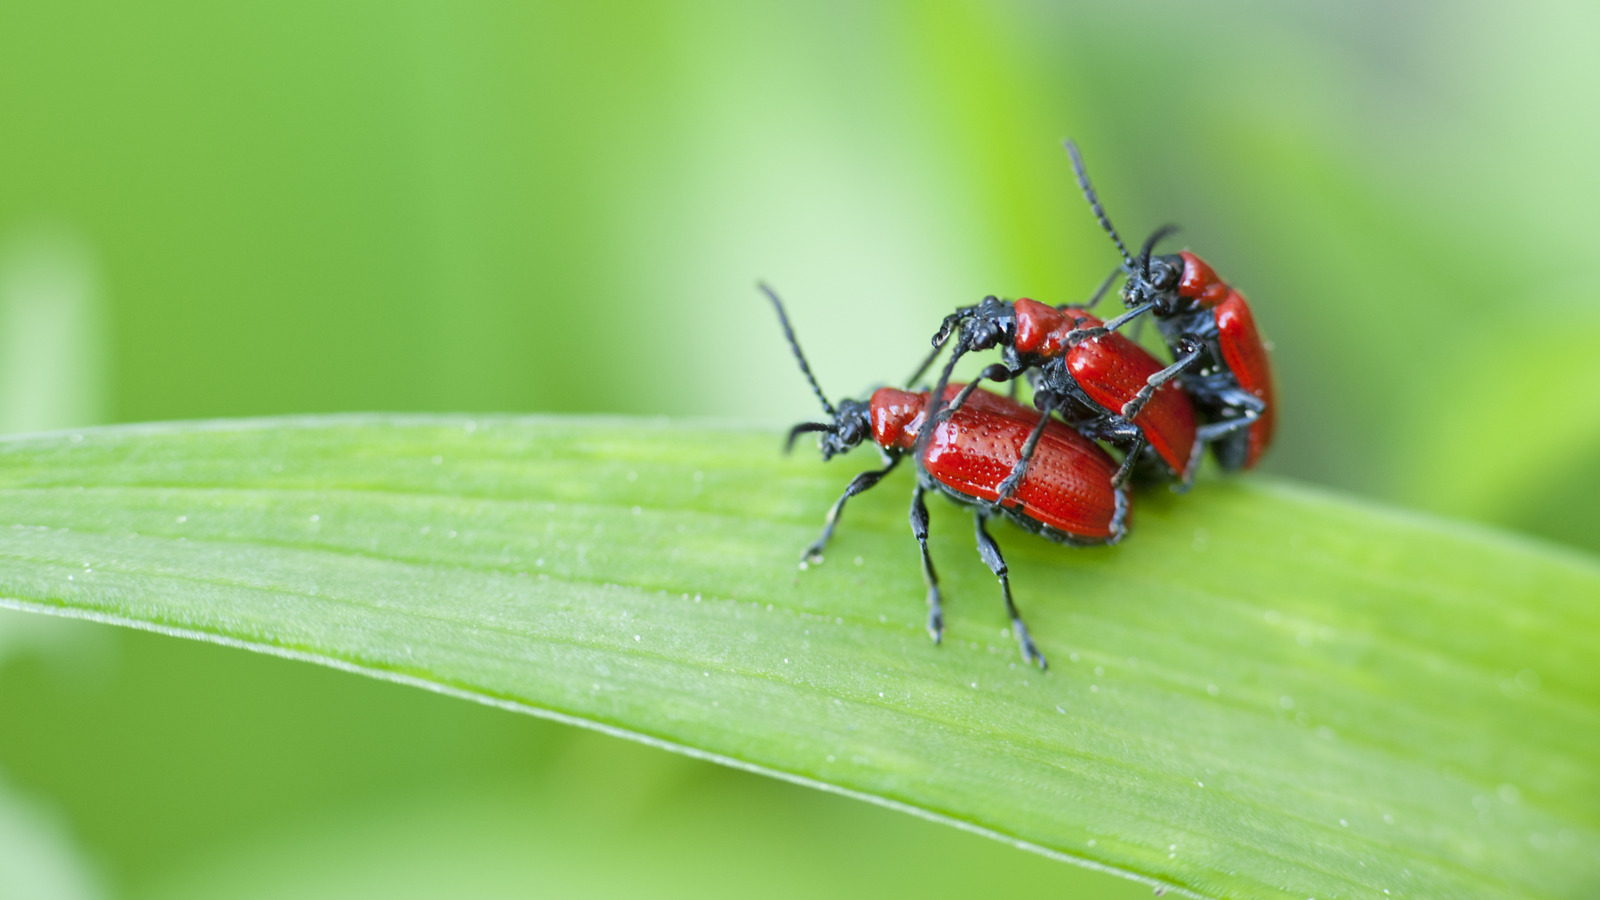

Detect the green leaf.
[{"left": 1, "top": 416, "right": 1596, "bottom": 900}]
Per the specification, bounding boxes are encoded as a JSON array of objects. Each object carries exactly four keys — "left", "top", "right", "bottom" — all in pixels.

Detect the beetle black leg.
[
  {"left": 1121, "top": 336, "right": 1204, "bottom": 420},
  {"left": 910, "top": 483, "right": 943, "bottom": 644},
  {"left": 1194, "top": 407, "right": 1262, "bottom": 441},
  {"left": 940, "top": 364, "right": 1013, "bottom": 419},
  {"left": 1093, "top": 300, "right": 1155, "bottom": 336},
  {"left": 1191, "top": 391, "right": 1265, "bottom": 471},
  {"left": 1110, "top": 430, "right": 1146, "bottom": 490},
  {"left": 904, "top": 338, "right": 949, "bottom": 390},
  {"left": 1213, "top": 386, "right": 1267, "bottom": 416},
  {"left": 802, "top": 455, "right": 902, "bottom": 565},
  {"left": 1128, "top": 311, "right": 1148, "bottom": 344},
  {"left": 1189, "top": 388, "right": 1265, "bottom": 443},
  {"left": 974, "top": 510, "right": 1046, "bottom": 669},
  {"left": 917, "top": 345, "right": 967, "bottom": 462},
  {"left": 993, "top": 391, "right": 1063, "bottom": 507},
  {"left": 1177, "top": 387, "right": 1265, "bottom": 475}
]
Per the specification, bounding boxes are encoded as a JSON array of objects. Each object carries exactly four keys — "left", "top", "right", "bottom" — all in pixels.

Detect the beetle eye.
[{"left": 1150, "top": 263, "right": 1176, "bottom": 290}]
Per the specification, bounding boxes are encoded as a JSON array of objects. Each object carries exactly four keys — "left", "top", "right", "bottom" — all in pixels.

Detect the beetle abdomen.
[
  {"left": 1213, "top": 293, "right": 1276, "bottom": 468},
  {"left": 916, "top": 386, "right": 1125, "bottom": 540},
  {"left": 1061, "top": 310, "right": 1198, "bottom": 479}
]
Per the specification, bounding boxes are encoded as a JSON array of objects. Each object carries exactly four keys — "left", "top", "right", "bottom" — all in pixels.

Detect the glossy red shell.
[
  {"left": 1175, "top": 251, "right": 1276, "bottom": 468},
  {"left": 870, "top": 386, "right": 927, "bottom": 450},
  {"left": 1214, "top": 294, "right": 1276, "bottom": 468},
  {"left": 1058, "top": 308, "right": 1198, "bottom": 479},
  {"left": 1177, "top": 251, "right": 1231, "bottom": 308},
  {"left": 868, "top": 384, "right": 1123, "bottom": 540},
  {"left": 1012, "top": 298, "right": 1076, "bottom": 357}
]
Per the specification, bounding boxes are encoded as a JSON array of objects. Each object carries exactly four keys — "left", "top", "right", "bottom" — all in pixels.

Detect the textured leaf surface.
[{"left": 0, "top": 416, "right": 1596, "bottom": 899}]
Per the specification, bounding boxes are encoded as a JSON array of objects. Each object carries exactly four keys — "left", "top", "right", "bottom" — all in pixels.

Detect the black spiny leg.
[
  {"left": 1092, "top": 300, "right": 1155, "bottom": 336},
  {"left": 1192, "top": 388, "right": 1265, "bottom": 442},
  {"left": 1111, "top": 430, "right": 1146, "bottom": 490},
  {"left": 974, "top": 511, "right": 1046, "bottom": 669},
  {"left": 1191, "top": 389, "right": 1266, "bottom": 473},
  {"left": 1121, "top": 336, "right": 1205, "bottom": 420},
  {"left": 802, "top": 455, "right": 902, "bottom": 565},
  {"left": 910, "top": 483, "right": 943, "bottom": 644},
  {"left": 1129, "top": 310, "right": 1148, "bottom": 344},
  {"left": 993, "top": 391, "right": 1063, "bottom": 507},
  {"left": 939, "top": 364, "right": 1013, "bottom": 420}
]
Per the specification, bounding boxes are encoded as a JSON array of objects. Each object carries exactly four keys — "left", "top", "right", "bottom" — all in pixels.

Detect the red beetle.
[
  {"left": 927, "top": 295, "right": 1203, "bottom": 496},
  {"left": 1063, "top": 140, "right": 1277, "bottom": 470},
  {"left": 765, "top": 285, "right": 1128, "bottom": 669}
]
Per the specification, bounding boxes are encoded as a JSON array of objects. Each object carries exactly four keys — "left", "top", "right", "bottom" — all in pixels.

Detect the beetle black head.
[
  {"left": 761, "top": 283, "right": 874, "bottom": 462},
  {"left": 785, "top": 397, "right": 872, "bottom": 461},
  {"left": 1064, "top": 140, "right": 1189, "bottom": 319},
  {"left": 915, "top": 296, "right": 1018, "bottom": 456},
  {"left": 1120, "top": 226, "right": 1187, "bottom": 316},
  {"left": 934, "top": 295, "right": 1016, "bottom": 358}
]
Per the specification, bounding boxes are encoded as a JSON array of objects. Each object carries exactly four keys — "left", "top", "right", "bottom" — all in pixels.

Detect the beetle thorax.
[{"left": 868, "top": 387, "right": 926, "bottom": 450}]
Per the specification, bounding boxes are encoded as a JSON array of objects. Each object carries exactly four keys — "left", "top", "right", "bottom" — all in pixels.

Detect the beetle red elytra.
[
  {"left": 764, "top": 284, "right": 1128, "bottom": 670},
  {"left": 1063, "top": 139, "right": 1277, "bottom": 470},
  {"left": 926, "top": 295, "right": 1203, "bottom": 499}
]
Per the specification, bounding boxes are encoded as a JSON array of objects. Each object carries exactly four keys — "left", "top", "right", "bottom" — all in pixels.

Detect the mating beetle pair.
[
  {"left": 770, "top": 142, "right": 1276, "bottom": 669},
  {"left": 924, "top": 141, "right": 1274, "bottom": 494}
]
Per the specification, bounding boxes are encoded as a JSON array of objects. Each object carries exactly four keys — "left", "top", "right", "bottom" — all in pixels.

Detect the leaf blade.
[{"left": 1, "top": 415, "right": 1596, "bottom": 900}]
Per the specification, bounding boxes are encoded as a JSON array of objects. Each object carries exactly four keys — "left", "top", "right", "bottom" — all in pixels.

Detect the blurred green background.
[{"left": 2, "top": 1, "right": 1598, "bottom": 897}]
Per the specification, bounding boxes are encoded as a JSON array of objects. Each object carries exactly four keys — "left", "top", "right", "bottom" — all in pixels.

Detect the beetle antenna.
[
  {"left": 1064, "top": 139, "right": 1135, "bottom": 270},
  {"left": 1138, "top": 224, "right": 1180, "bottom": 278},
  {"left": 785, "top": 421, "right": 833, "bottom": 454},
  {"left": 759, "top": 282, "right": 835, "bottom": 418}
]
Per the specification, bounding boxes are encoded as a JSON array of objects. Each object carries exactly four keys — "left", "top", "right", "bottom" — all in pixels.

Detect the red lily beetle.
[
  {"left": 763, "top": 284, "right": 1128, "bottom": 669},
  {"left": 1063, "top": 139, "right": 1277, "bottom": 470}
]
